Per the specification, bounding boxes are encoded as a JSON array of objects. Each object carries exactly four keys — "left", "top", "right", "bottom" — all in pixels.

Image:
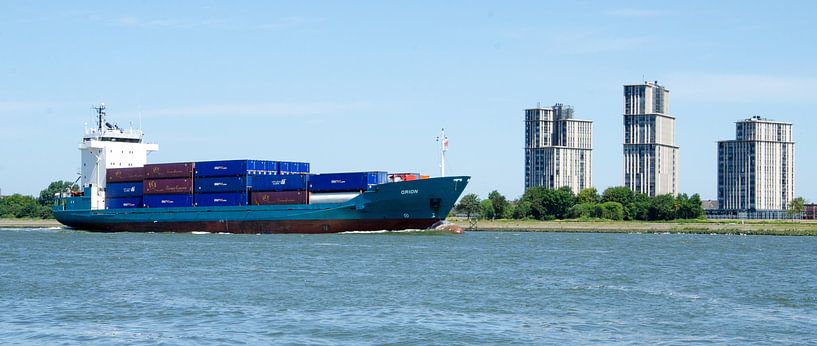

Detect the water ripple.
[{"left": 1, "top": 229, "right": 816, "bottom": 344}]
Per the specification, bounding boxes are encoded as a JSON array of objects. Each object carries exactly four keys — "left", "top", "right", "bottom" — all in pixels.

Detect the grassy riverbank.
[
  {"left": 0, "top": 218, "right": 62, "bottom": 228},
  {"left": 451, "top": 218, "right": 817, "bottom": 236}
]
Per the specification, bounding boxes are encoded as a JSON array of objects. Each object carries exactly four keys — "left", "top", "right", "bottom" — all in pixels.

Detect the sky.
[{"left": 1, "top": 1, "right": 816, "bottom": 201}]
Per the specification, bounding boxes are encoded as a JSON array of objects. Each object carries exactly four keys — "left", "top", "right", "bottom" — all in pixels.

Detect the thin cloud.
[
  {"left": 108, "top": 16, "right": 224, "bottom": 29},
  {"left": 258, "top": 16, "right": 323, "bottom": 30},
  {"left": 549, "top": 31, "right": 653, "bottom": 54},
  {"left": 606, "top": 9, "right": 670, "bottom": 18},
  {"left": 103, "top": 15, "right": 320, "bottom": 30},
  {"left": 134, "top": 101, "right": 372, "bottom": 118},
  {"left": 0, "top": 101, "right": 54, "bottom": 113},
  {"left": 668, "top": 73, "right": 817, "bottom": 104},
  {"left": 497, "top": 27, "right": 652, "bottom": 54}
]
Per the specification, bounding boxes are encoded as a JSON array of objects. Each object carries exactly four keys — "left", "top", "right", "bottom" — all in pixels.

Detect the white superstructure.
[{"left": 79, "top": 104, "right": 158, "bottom": 209}]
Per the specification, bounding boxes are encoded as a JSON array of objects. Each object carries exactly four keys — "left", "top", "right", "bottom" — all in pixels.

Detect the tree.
[
  {"left": 38, "top": 180, "right": 78, "bottom": 206},
  {"left": 569, "top": 202, "right": 596, "bottom": 219},
  {"left": 601, "top": 186, "right": 634, "bottom": 206},
  {"left": 577, "top": 187, "right": 601, "bottom": 204},
  {"left": 687, "top": 194, "right": 705, "bottom": 219},
  {"left": 487, "top": 190, "right": 510, "bottom": 219},
  {"left": 675, "top": 193, "right": 691, "bottom": 219},
  {"left": 456, "top": 193, "right": 482, "bottom": 218},
  {"left": 540, "top": 186, "right": 576, "bottom": 220},
  {"left": 602, "top": 187, "right": 642, "bottom": 220},
  {"left": 501, "top": 201, "right": 515, "bottom": 219},
  {"left": 676, "top": 193, "right": 705, "bottom": 219},
  {"left": 520, "top": 187, "right": 548, "bottom": 220},
  {"left": 788, "top": 197, "right": 806, "bottom": 219},
  {"left": 522, "top": 186, "right": 576, "bottom": 220},
  {"left": 0, "top": 194, "right": 50, "bottom": 219},
  {"left": 596, "top": 202, "right": 624, "bottom": 220},
  {"left": 512, "top": 200, "right": 532, "bottom": 219},
  {"left": 629, "top": 193, "right": 652, "bottom": 221},
  {"left": 480, "top": 199, "right": 495, "bottom": 219},
  {"left": 649, "top": 194, "right": 677, "bottom": 221}
]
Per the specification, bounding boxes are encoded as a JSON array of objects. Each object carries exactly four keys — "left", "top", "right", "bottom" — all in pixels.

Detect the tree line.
[
  {"left": 0, "top": 181, "right": 77, "bottom": 219},
  {"left": 455, "top": 186, "right": 706, "bottom": 221}
]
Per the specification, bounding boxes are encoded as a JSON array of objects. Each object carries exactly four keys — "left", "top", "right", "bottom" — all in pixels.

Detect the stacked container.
[
  {"left": 277, "top": 161, "right": 310, "bottom": 175},
  {"left": 250, "top": 174, "right": 310, "bottom": 205},
  {"left": 106, "top": 167, "right": 145, "bottom": 209},
  {"left": 104, "top": 159, "right": 418, "bottom": 209},
  {"left": 143, "top": 162, "right": 195, "bottom": 208},
  {"left": 107, "top": 167, "right": 146, "bottom": 183},
  {"left": 309, "top": 172, "right": 388, "bottom": 192},
  {"left": 194, "top": 160, "right": 278, "bottom": 207}
]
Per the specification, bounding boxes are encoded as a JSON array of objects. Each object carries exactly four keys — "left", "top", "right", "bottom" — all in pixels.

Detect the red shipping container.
[
  {"left": 143, "top": 178, "right": 194, "bottom": 194},
  {"left": 251, "top": 191, "right": 309, "bottom": 205},
  {"left": 144, "top": 162, "right": 195, "bottom": 179},
  {"left": 106, "top": 167, "right": 145, "bottom": 183}
]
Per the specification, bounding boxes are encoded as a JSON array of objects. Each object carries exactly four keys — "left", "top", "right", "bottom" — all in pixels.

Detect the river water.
[{"left": 1, "top": 228, "right": 816, "bottom": 344}]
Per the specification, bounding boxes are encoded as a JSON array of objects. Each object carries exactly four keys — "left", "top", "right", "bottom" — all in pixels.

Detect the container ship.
[{"left": 53, "top": 105, "right": 469, "bottom": 233}]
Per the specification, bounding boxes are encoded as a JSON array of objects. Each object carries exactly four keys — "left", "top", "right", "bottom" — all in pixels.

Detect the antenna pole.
[
  {"left": 92, "top": 103, "right": 106, "bottom": 131},
  {"left": 436, "top": 128, "right": 448, "bottom": 177}
]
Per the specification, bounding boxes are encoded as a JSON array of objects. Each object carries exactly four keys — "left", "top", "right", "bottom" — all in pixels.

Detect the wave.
[
  {"left": 340, "top": 229, "right": 453, "bottom": 235},
  {"left": 340, "top": 230, "right": 392, "bottom": 234}
]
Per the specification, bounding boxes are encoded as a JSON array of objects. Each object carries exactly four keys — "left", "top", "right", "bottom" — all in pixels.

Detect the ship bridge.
[{"left": 80, "top": 104, "right": 158, "bottom": 209}]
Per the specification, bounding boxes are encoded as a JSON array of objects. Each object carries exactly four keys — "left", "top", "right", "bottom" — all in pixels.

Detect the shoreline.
[
  {"left": 450, "top": 218, "right": 817, "bottom": 236},
  {"left": 3, "top": 218, "right": 817, "bottom": 236},
  {"left": 0, "top": 219, "right": 62, "bottom": 228}
]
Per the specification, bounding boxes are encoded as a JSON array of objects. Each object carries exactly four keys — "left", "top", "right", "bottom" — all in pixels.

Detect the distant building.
[
  {"left": 701, "top": 200, "right": 719, "bottom": 210},
  {"left": 805, "top": 204, "right": 817, "bottom": 220},
  {"left": 524, "top": 103, "right": 592, "bottom": 194},
  {"left": 623, "top": 81, "right": 679, "bottom": 196},
  {"left": 717, "top": 116, "right": 795, "bottom": 219}
]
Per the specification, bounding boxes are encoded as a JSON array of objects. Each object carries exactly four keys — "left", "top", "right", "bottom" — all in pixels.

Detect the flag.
[{"left": 442, "top": 137, "right": 448, "bottom": 151}]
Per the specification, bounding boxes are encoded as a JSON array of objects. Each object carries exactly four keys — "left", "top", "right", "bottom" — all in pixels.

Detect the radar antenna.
[{"left": 92, "top": 103, "right": 107, "bottom": 131}]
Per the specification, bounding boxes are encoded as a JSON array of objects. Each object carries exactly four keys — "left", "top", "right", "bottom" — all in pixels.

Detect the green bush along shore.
[
  {"left": 0, "top": 181, "right": 77, "bottom": 219},
  {"left": 452, "top": 186, "right": 811, "bottom": 235}
]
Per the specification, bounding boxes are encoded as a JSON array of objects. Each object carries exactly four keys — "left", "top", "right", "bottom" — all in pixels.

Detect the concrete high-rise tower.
[
  {"left": 524, "top": 103, "right": 592, "bottom": 194},
  {"left": 717, "top": 116, "right": 794, "bottom": 218},
  {"left": 623, "top": 81, "right": 678, "bottom": 196}
]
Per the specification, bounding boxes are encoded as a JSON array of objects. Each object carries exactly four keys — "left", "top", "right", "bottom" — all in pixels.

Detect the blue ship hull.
[{"left": 54, "top": 176, "right": 469, "bottom": 233}]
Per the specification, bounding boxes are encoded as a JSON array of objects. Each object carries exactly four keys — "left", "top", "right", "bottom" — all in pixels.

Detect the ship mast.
[
  {"left": 92, "top": 103, "right": 106, "bottom": 131},
  {"left": 436, "top": 128, "right": 448, "bottom": 177}
]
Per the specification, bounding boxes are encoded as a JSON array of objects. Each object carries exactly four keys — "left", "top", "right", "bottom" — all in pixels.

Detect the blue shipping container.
[
  {"left": 195, "top": 176, "right": 249, "bottom": 193},
  {"left": 251, "top": 174, "right": 309, "bottom": 192},
  {"left": 309, "top": 172, "right": 388, "bottom": 192},
  {"left": 246, "top": 160, "right": 278, "bottom": 176},
  {"left": 106, "top": 197, "right": 142, "bottom": 209},
  {"left": 278, "top": 161, "right": 310, "bottom": 174},
  {"left": 107, "top": 182, "right": 144, "bottom": 198},
  {"left": 278, "top": 161, "right": 293, "bottom": 174},
  {"left": 143, "top": 194, "right": 194, "bottom": 208},
  {"left": 194, "top": 192, "right": 248, "bottom": 207},
  {"left": 195, "top": 160, "right": 277, "bottom": 177}
]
